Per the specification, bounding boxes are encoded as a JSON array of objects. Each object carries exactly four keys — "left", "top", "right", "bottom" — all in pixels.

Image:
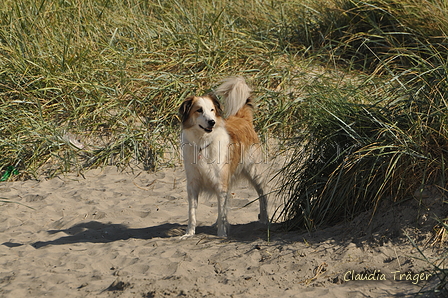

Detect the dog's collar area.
[{"left": 199, "top": 124, "right": 213, "bottom": 133}]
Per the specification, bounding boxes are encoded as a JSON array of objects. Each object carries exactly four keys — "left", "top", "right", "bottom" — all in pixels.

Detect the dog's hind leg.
[
  {"left": 181, "top": 184, "right": 199, "bottom": 239},
  {"left": 243, "top": 168, "right": 268, "bottom": 224}
]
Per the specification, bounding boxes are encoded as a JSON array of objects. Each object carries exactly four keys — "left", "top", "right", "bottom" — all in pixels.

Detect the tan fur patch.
[{"left": 225, "top": 105, "right": 259, "bottom": 173}]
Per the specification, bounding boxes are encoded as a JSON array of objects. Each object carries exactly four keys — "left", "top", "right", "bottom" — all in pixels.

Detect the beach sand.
[{"left": 0, "top": 163, "right": 445, "bottom": 297}]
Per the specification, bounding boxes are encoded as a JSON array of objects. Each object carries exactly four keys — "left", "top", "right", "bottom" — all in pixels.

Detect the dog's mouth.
[{"left": 199, "top": 125, "right": 213, "bottom": 133}]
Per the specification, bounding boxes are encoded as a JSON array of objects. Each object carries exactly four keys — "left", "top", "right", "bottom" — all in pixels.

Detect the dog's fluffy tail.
[{"left": 215, "top": 77, "right": 252, "bottom": 118}]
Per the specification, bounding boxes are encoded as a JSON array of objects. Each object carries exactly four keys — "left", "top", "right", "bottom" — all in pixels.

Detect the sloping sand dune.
[{"left": 0, "top": 165, "right": 443, "bottom": 297}]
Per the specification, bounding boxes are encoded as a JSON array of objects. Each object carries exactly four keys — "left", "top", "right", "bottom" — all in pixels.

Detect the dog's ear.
[
  {"left": 179, "top": 96, "right": 194, "bottom": 123},
  {"left": 208, "top": 93, "right": 223, "bottom": 116}
]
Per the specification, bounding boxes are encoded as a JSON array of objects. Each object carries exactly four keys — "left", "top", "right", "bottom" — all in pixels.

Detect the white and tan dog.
[{"left": 179, "top": 77, "right": 268, "bottom": 238}]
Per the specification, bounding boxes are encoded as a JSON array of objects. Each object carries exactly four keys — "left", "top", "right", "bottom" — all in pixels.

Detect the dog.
[{"left": 179, "top": 77, "right": 268, "bottom": 238}]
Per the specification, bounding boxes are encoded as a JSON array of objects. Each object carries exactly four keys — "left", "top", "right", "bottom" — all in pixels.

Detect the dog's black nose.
[{"left": 208, "top": 120, "right": 215, "bottom": 127}]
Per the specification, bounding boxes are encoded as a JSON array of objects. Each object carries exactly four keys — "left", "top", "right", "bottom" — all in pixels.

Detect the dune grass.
[
  {"left": 0, "top": 0, "right": 302, "bottom": 178},
  {"left": 273, "top": 0, "right": 447, "bottom": 293},
  {"left": 0, "top": 0, "right": 447, "bottom": 293},
  {"left": 0, "top": 0, "right": 445, "bottom": 227},
  {"left": 276, "top": 0, "right": 448, "bottom": 229}
]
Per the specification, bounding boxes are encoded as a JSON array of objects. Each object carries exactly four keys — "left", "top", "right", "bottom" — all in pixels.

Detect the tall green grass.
[
  {"left": 0, "top": 0, "right": 301, "bottom": 178},
  {"left": 1, "top": 0, "right": 445, "bottom": 227},
  {"left": 278, "top": 73, "right": 447, "bottom": 229},
  {"left": 1, "top": 0, "right": 446, "bottom": 293},
  {"left": 275, "top": 0, "right": 447, "bottom": 293},
  {"left": 278, "top": 0, "right": 448, "bottom": 230}
]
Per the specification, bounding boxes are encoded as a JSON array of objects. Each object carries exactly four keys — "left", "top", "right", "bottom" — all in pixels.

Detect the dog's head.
[{"left": 179, "top": 93, "right": 223, "bottom": 133}]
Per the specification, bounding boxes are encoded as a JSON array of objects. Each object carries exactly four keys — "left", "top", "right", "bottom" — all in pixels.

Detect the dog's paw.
[
  {"left": 259, "top": 218, "right": 269, "bottom": 225},
  {"left": 217, "top": 224, "right": 229, "bottom": 237},
  {"left": 217, "top": 231, "right": 227, "bottom": 237},
  {"left": 258, "top": 213, "right": 269, "bottom": 225},
  {"left": 179, "top": 233, "right": 195, "bottom": 240}
]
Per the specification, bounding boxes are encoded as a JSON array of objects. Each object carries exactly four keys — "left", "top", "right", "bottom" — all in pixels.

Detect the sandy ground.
[{"left": 0, "top": 162, "right": 446, "bottom": 297}]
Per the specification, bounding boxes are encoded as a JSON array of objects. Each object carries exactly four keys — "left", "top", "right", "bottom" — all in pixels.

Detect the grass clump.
[
  {"left": 0, "top": 0, "right": 302, "bottom": 179},
  {"left": 274, "top": 1, "right": 447, "bottom": 292},
  {"left": 291, "top": 0, "right": 448, "bottom": 70},
  {"left": 279, "top": 73, "right": 447, "bottom": 229},
  {"left": 278, "top": 0, "right": 448, "bottom": 231}
]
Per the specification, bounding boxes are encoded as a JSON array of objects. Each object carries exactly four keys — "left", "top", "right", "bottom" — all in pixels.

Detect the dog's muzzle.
[{"left": 199, "top": 119, "right": 215, "bottom": 133}]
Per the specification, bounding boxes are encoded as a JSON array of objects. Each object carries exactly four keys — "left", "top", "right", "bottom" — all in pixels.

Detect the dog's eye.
[
  {"left": 197, "top": 108, "right": 203, "bottom": 113},
  {"left": 211, "top": 108, "right": 214, "bottom": 112}
]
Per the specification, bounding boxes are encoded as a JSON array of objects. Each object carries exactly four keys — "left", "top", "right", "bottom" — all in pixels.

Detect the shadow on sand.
[{"left": 30, "top": 220, "right": 277, "bottom": 249}]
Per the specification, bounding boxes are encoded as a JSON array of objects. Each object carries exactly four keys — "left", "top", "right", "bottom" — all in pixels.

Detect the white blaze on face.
[{"left": 194, "top": 97, "right": 217, "bottom": 130}]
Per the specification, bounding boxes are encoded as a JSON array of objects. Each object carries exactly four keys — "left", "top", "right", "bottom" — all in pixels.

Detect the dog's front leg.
[
  {"left": 181, "top": 185, "right": 198, "bottom": 239},
  {"left": 217, "top": 191, "right": 230, "bottom": 237}
]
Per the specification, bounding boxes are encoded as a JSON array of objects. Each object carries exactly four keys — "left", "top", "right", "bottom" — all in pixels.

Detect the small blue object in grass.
[{"left": 0, "top": 166, "right": 19, "bottom": 182}]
